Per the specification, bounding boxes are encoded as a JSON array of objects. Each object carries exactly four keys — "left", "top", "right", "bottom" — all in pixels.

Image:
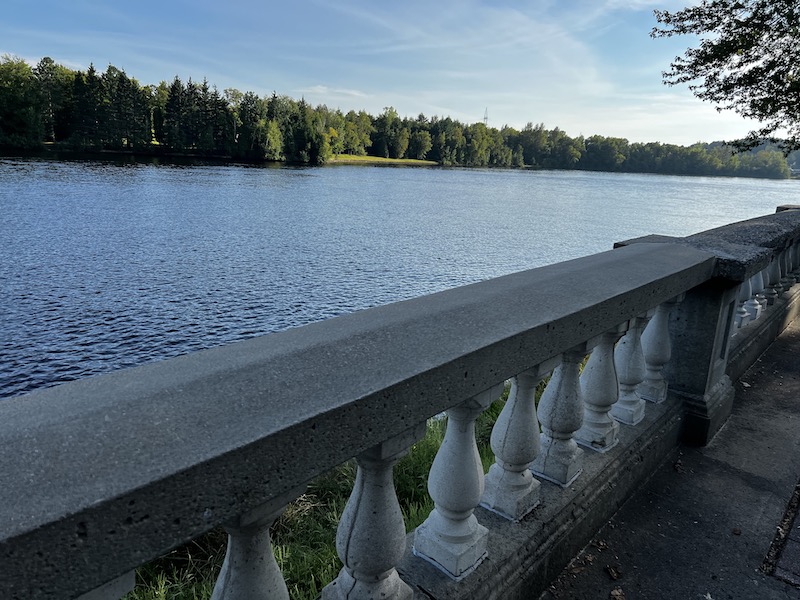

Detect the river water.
[{"left": 1, "top": 158, "right": 796, "bottom": 399}]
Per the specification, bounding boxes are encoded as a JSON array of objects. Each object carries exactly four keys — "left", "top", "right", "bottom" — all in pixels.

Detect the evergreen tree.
[
  {"left": 163, "top": 77, "right": 185, "bottom": 150},
  {"left": 69, "top": 64, "right": 104, "bottom": 149}
]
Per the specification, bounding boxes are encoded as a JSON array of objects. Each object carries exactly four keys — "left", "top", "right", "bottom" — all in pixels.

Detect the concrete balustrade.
[{"left": 4, "top": 209, "right": 800, "bottom": 600}]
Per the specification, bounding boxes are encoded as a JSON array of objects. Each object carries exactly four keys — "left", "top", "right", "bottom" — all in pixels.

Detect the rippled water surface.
[{"left": 1, "top": 158, "right": 796, "bottom": 398}]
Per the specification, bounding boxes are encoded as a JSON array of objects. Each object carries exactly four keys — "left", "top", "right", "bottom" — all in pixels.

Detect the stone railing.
[{"left": 2, "top": 209, "right": 800, "bottom": 600}]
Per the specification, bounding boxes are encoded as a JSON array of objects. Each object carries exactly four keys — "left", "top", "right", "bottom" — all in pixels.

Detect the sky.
[{"left": 1, "top": 0, "right": 761, "bottom": 146}]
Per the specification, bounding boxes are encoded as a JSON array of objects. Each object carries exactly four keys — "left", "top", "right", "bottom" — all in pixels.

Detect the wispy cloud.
[{"left": 297, "top": 85, "right": 369, "bottom": 99}]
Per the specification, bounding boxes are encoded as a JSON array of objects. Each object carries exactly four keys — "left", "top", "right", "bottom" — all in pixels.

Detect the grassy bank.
[
  {"left": 125, "top": 388, "right": 513, "bottom": 600},
  {"left": 327, "top": 154, "right": 438, "bottom": 167}
]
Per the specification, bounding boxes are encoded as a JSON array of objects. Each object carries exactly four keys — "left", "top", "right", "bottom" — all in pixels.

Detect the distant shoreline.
[
  {"left": 1, "top": 147, "right": 797, "bottom": 180},
  {"left": 0, "top": 146, "right": 440, "bottom": 169},
  {"left": 327, "top": 154, "right": 437, "bottom": 167}
]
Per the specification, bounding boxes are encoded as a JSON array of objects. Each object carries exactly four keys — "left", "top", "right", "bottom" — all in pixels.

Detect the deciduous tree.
[{"left": 652, "top": 0, "right": 800, "bottom": 152}]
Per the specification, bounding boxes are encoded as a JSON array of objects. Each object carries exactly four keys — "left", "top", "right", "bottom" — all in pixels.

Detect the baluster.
[
  {"left": 531, "top": 348, "right": 585, "bottom": 486},
  {"left": 323, "top": 424, "right": 425, "bottom": 600},
  {"left": 792, "top": 243, "right": 800, "bottom": 278},
  {"left": 751, "top": 270, "right": 768, "bottom": 316},
  {"left": 734, "top": 280, "right": 752, "bottom": 329},
  {"left": 639, "top": 295, "right": 682, "bottom": 403},
  {"left": 610, "top": 315, "right": 648, "bottom": 426},
  {"left": 413, "top": 383, "right": 503, "bottom": 580},
  {"left": 779, "top": 248, "right": 794, "bottom": 291},
  {"left": 765, "top": 255, "right": 783, "bottom": 304},
  {"left": 783, "top": 246, "right": 798, "bottom": 288},
  {"left": 576, "top": 325, "right": 625, "bottom": 452},
  {"left": 482, "top": 359, "right": 557, "bottom": 521},
  {"left": 744, "top": 274, "right": 763, "bottom": 321},
  {"left": 212, "top": 487, "right": 305, "bottom": 600},
  {"left": 756, "top": 266, "right": 769, "bottom": 314},
  {"left": 785, "top": 244, "right": 796, "bottom": 283}
]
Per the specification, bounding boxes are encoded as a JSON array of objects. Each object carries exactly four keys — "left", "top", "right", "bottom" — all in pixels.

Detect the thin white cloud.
[{"left": 297, "top": 85, "right": 369, "bottom": 99}]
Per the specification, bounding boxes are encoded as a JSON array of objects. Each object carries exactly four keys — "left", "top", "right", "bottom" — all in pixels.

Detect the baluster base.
[
  {"left": 744, "top": 299, "right": 763, "bottom": 321},
  {"left": 575, "top": 419, "right": 619, "bottom": 453},
  {"left": 638, "top": 378, "right": 667, "bottom": 404},
  {"left": 610, "top": 394, "right": 645, "bottom": 426},
  {"left": 322, "top": 567, "right": 412, "bottom": 600},
  {"left": 530, "top": 437, "right": 582, "bottom": 487},
  {"left": 481, "top": 463, "right": 540, "bottom": 521},
  {"left": 413, "top": 512, "right": 488, "bottom": 580}
]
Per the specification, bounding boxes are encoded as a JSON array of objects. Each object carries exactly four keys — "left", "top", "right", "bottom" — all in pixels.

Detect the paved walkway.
[{"left": 542, "top": 318, "right": 800, "bottom": 600}]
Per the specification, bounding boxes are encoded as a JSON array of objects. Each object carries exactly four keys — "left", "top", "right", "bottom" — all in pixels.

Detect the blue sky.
[{"left": 2, "top": 0, "right": 759, "bottom": 145}]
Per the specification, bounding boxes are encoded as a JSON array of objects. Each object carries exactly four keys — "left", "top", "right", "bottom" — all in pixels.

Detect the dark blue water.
[{"left": 1, "top": 158, "right": 796, "bottom": 399}]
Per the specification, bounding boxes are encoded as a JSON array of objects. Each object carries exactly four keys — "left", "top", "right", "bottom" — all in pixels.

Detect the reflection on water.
[{"left": 1, "top": 158, "right": 795, "bottom": 399}]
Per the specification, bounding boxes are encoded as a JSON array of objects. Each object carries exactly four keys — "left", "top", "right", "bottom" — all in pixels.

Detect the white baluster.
[
  {"left": 779, "top": 248, "right": 794, "bottom": 291},
  {"left": 413, "top": 383, "right": 503, "bottom": 580},
  {"left": 610, "top": 315, "right": 648, "bottom": 426},
  {"left": 734, "top": 280, "right": 752, "bottom": 329},
  {"left": 751, "top": 270, "right": 768, "bottom": 316},
  {"left": 531, "top": 348, "right": 585, "bottom": 486},
  {"left": 212, "top": 487, "right": 305, "bottom": 600},
  {"left": 323, "top": 425, "right": 425, "bottom": 600},
  {"left": 756, "top": 266, "right": 769, "bottom": 314},
  {"left": 482, "top": 359, "right": 557, "bottom": 521},
  {"left": 765, "top": 255, "right": 783, "bottom": 304},
  {"left": 783, "top": 246, "right": 798, "bottom": 288},
  {"left": 576, "top": 325, "right": 625, "bottom": 452},
  {"left": 639, "top": 295, "right": 682, "bottom": 403},
  {"left": 785, "top": 244, "right": 796, "bottom": 283}
]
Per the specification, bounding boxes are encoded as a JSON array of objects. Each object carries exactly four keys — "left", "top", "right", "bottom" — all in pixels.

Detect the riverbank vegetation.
[{"left": 1, "top": 54, "right": 797, "bottom": 178}]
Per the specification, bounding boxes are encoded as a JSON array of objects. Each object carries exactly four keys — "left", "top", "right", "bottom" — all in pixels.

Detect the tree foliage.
[
  {"left": 0, "top": 54, "right": 794, "bottom": 176},
  {"left": 652, "top": 0, "right": 800, "bottom": 153},
  {"left": 0, "top": 55, "right": 43, "bottom": 148}
]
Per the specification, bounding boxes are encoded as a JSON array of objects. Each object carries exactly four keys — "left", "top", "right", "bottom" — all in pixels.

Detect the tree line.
[{"left": 0, "top": 55, "right": 796, "bottom": 179}]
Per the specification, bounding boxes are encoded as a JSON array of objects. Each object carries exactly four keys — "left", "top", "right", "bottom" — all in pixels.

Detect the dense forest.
[{"left": 1, "top": 55, "right": 798, "bottom": 179}]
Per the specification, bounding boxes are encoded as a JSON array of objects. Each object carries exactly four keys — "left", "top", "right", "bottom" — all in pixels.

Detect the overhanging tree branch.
[{"left": 652, "top": 0, "right": 800, "bottom": 153}]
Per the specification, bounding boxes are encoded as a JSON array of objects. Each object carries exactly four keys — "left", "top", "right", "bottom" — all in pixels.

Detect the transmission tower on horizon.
[{"left": 483, "top": 108, "right": 488, "bottom": 126}]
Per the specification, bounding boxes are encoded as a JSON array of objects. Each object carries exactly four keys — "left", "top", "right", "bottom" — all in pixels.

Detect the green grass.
[
  {"left": 126, "top": 385, "right": 519, "bottom": 600},
  {"left": 327, "top": 153, "right": 438, "bottom": 167}
]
